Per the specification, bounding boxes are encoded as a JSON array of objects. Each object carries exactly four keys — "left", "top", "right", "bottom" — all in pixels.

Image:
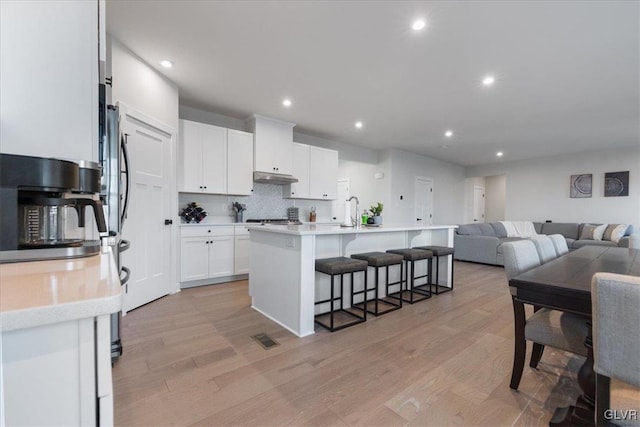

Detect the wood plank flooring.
[{"left": 113, "top": 261, "right": 582, "bottom": 426}]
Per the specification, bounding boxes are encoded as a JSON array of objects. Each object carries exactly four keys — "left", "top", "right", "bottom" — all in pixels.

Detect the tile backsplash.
[{"left": 178, "top": 183, "right": 335, "bottom": 223}]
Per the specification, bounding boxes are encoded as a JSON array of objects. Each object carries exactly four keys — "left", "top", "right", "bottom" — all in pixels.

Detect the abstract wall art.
[
  {"left": 604, "top": 171, "right": 629, "bottom": 197},
  {"left": 570, "top": 174, "right": 592, "bottom": 198}
]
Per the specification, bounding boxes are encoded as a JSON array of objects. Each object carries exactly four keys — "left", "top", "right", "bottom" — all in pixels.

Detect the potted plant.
[{"left": 370, "top": 202, "right": 383, "bottom": 225}]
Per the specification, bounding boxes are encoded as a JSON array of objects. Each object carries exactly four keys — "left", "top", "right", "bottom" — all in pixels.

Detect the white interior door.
[
  {"left": 121, "top": 112, "right": 173, "bottom": 312},
  {"left": 332, "top": 179, "right": 350, "bottom": 223},
  {"left": 415, "top": 177, "right": 434, "bottom": 225},
  {"left": 473, "top": 185, "right": 485, "bottom": 223}
]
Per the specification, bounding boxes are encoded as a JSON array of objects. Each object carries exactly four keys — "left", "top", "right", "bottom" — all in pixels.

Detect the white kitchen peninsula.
[{"left": 249, "top": 224, "right": 457, "bottom": 337}]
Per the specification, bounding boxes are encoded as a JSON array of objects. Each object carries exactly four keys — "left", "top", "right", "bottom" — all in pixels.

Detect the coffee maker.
[{"left": 0, "top": 153, "right": 107, "bottom": 263}]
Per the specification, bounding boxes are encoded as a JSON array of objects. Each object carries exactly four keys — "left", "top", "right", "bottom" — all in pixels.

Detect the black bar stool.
[
  {"left": 386, "top": 248, "right": 433, "bottom": 304},
  {"left": 315, "top": 257, "right": 368, "bottom": 332},
  {"left": 350, "top": 251, "right": 404, "bottom": 316},
  {"left": 413, "top": 246, "right": 454, "bottom": 294}
]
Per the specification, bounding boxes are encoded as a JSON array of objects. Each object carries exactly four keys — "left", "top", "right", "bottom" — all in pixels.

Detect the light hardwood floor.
[{"left": 114, "top": 261, "right": 582, "bottom": 426}]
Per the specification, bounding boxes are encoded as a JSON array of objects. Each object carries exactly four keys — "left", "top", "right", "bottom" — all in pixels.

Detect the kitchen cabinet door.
[
  {"left": 252, "top": 115, "right": 294, "bottom": 174},
  {"left": 208, "top": 236, "right": 235, "bottom": 278},
  {"left": 273, "top": 126, "right": 293, "bottom": 175},
  {"left": 309, "top": 146, "right": 338, "bottom": 200},
  {"left": 180, "top": 120, "right": 204, "bottom": 193},
  {"left": 227, "top": 129, "right": 253, "bottom": 195},
  {"left": 286, "top": 143, "right": 310, "bottom": 198},
  {"left": 234, "top": 234, "right": 250, "bottom": 275},
  {"left": 180, "top": 237, "right": 209, "bottom": 281},
  {"left": 201, "top": 124, "right": 227, "bottom": 194}
]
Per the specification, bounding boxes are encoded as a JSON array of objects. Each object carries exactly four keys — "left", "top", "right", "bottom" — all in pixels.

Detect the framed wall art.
[
  {"left": 570, "top": 174, "right": 592, "bottom": 198},
  {"left": 604, "top": 171, "right": 629, "bottom": 197}
]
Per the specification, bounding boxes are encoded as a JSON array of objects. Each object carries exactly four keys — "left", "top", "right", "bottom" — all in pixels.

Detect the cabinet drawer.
[
  {"left": 234, "top": 225, "right": 250, "bottom": 236},
  {"left": 181, "top": 226, "right": 234, "bottom": 238}
]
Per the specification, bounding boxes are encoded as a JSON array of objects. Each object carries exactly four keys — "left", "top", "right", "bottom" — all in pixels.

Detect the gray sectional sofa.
[{"left": 454, "top": 222, "right": 634, "bottom": 266}]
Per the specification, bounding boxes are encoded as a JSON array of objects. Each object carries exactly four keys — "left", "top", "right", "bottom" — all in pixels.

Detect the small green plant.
[{"left": 370, "top": 202, "right": 383, "bottom": 216}]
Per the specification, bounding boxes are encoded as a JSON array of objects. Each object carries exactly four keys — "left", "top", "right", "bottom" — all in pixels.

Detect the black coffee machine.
[{"left": 0, "top": 153, "right": 107, "bottom": 263}]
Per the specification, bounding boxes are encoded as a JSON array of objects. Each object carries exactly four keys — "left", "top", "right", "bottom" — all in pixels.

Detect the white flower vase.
[{"left": 373, "top": 215, "right": 382, "bottom": 225}]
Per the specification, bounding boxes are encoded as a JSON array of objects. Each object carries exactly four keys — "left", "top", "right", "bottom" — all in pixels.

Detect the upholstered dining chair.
[
  {"left": 629, "top": 233, "right": 640, "bottom": 249},
  {"left": 530, "top": 235, "right": 558, "bottom": 263},
  {"left": 503, "top": 240, "right": 589, "bottom": 390},
  {"left": 548, "top": 234, "right": 570, "bottom": 256},
  {"left": 592, "top": 273, "right": 640, "bottom": 426}
]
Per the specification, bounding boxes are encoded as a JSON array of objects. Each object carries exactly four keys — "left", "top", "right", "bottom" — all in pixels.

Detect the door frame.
[
  {"left": 118, "top": 103, "right": 178, "bottom": 314},
  {"left": 415, "top": 176, "right": 434, "bottom": 225}
]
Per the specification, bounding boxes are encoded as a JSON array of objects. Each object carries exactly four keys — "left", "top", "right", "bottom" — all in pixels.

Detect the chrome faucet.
[{"left": 347, "top": 196, "right": 360, "bottom": 228}]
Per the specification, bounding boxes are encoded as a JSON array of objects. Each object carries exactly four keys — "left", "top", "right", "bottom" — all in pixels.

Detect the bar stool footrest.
[{"left": 315, "top": 309, "right": 365, "bottom": 332}]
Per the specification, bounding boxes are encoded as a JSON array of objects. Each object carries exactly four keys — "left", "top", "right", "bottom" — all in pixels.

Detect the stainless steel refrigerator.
[{"left": 100, "top": 94, "right": 131, "bottom": 362}]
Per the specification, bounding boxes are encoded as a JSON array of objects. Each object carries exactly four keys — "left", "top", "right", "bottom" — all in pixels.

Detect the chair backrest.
[
  {"left": 592, "top": 273, "right": 640, "bottom": 388},
  {"left": 502, "top": 240, "right": 542, "bottom": 280},
  {"left": 629, "top": 232, "right": 640, "bottom": 249},
  {"left": 548, "top": 234, "right": 570, "bottom": 256},
  {"left": 530, "top": 235, "right": 557, "bottom": 263}
]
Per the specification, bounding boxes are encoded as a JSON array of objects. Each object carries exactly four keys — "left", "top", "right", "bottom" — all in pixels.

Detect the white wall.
[
  {"left": 485, "top": 175, "right": 506, "bottom": 222},
  {"left": 386, "top": 149, "right": 467, "bottom": 226},
  {"left": 110, "top": 38, "right": 179, "bottom": 132},
  {"left": 0, "top": 0, "right": 98, "bottom": 160},
  {"left": 467, "top": 146, "right": 640, "bottom": 225}
]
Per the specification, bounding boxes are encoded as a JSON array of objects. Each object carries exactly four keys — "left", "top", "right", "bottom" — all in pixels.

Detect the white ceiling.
[{"left": 106, "top": 1, "right": 639, "bottom": 166}]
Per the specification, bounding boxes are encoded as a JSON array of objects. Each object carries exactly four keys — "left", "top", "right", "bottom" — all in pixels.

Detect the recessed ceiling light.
[
  {"left": 160, "top": 60, "right": 173, "bottom": 68},
  {"left": 355, "top": 121, "right": 363, "bottom": 129},
  {"left": 444, "top": 130, "right": 453, "bottom": 138},
  {"left": 282, "top": 99, "right": 292, "bottom": 107},
  {"left": 412, "top": 19, "right": 426, "bottom": 31},
  {"left": 496, "top": 151, "right": 504, "bottom": 157},
  {"left": 482, "top": 75, "right": 495, "bottom": 86}
]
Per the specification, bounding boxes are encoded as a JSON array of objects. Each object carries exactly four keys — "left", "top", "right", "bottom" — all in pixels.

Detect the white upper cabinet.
[
  {"left": 286, "top": 143, "right": 310, "bottom": 198},
  {"left": 250, "top": 115, "right": 295, "bottom": 175},
  {"left": 202, "top": 125, "right": 227, "bottom": 194},
  {"left": 180, "top": 120, "right": 227, "bottom": 193},
  {"left": 227, "top": 129, "right": 254, "bottom": 195},
  {"left": 285, "top": 143, "right": 338, "bottom": 200},
  {"left": 309, "top": 146, "right": 338, "bottom": 199},
  {"left": 179, "top": 119, "right": 253, "bottom": 195}
]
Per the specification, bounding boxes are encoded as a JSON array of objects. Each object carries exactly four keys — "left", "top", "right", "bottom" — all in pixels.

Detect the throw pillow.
[
  {"left": 580, "top": 224, "right": 598, "bottom": 240},
  {"left": 593, "top": 224, "right": 607, "bottom": 240},
  {"left": 604, "top": 224, "right": 629, "bottom": 243}
]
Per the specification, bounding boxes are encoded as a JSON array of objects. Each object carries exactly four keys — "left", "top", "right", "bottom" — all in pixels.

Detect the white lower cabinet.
[
  {"left": 234, "top": 227, "right": 250, "bottom": 275},
  {"left": 2, "top": 315, "right": 113, "bottom": 426},
  {"left": 180, "top": 225, "right": 248, "bottom": 283}
]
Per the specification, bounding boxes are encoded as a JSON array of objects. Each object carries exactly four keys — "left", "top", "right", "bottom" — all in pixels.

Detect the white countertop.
[
  {"left": 247, "top": 223, "right": 458, "bottom": 236},
  {"left": 0, "top": 248, "right": 123, "bottom": 332}
]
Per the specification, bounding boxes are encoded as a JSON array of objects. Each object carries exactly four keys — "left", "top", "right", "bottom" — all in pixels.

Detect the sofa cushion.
[
  {"left": 565, "top": 238, "right": 576, "bottom": 248},
  {"left": 541, "top": 222, "right": 580, "bottom": 240},
  {"left": 534, "top": 222, "right": 543, "bottom": 234},
  {"left": 572, "top": 239, "right": 618, "bottom": 249},
  {"left": 479, "top": 223, "right": 496, "bottom": 236},
  {"left": 491, "top": 222, "right": 508, "bottom": 238},
  {"left": 457, "top": 224, "right": 483, "bottom": 235}
]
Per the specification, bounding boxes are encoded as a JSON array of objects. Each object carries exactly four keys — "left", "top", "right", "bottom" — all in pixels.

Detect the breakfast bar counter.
[{"left": 248, "top": 224, "right": 457, "bottom": 337}]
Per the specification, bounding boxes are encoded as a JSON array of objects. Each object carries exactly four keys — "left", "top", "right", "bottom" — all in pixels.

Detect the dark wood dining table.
[{"left": 509, "top": 245, "right": 640, "bottom": 426}]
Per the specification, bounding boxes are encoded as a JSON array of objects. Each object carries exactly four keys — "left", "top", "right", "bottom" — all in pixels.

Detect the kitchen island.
[
  {"left": 249, "top": 224, "right": 457, "bottom": 337},
  {"left": 1, "top": 248, "right": 122, "bottom": 426}
]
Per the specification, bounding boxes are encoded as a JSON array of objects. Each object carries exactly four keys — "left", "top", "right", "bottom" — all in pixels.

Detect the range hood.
[{"left": 253, "top": 171, "right": 298, "bottom": 184}]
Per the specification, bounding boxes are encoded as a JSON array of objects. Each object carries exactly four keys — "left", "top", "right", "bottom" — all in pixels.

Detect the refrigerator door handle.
[
  {"left": 118, "top": 239, "right": 130, "bottom": 253},
  {"left": 120, "top": 266, "right": 131, "bottom": 286},
  {"left": 121, "top": 133, "right": 131, "bottom": 228}
]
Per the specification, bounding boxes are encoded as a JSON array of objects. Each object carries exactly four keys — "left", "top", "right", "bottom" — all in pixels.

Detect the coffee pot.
[{"left": 0, "top": 154, "right": 107, "bottom": 262}]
